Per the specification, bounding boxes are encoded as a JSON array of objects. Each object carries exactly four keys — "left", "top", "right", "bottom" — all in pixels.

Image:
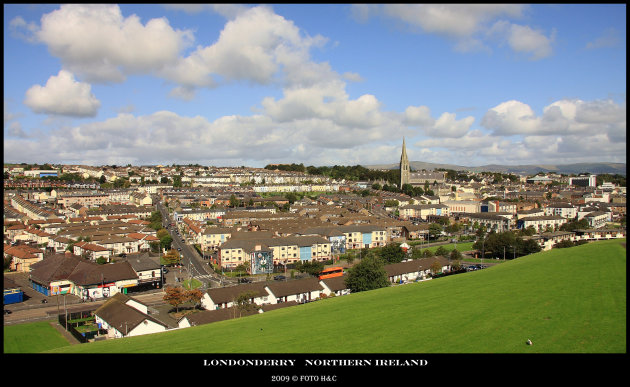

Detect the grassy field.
[
  {"left": 39, "top": 238, "right": 625, "bottom": 354},
  {"left": 4, "top": 320, "right": 71, "bottom": 353},
  {"left": 422, "top": 241, "right": 474, "bottom": 252},
  {"left": 0, "top": 239, "right": 620, "bottom": 354}
]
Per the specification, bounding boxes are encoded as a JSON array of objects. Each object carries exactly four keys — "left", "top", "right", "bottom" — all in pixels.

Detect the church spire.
[{"left": 400, "top": 137, "right": 410, "bottom": 188}]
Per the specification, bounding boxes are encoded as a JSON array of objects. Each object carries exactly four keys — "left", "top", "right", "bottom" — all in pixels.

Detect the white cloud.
[
  {"left": 358, "top": 5, "right": 556, "bottom": 59},
  {"left": 430, "top": 112, "right": 475, "bottom": 138},
  {"left": 414, "top": 125, "right": 625, "bottom": 166},
  {"left": 164, "top": 4, "right": 250, "bottom": 19},
  {"left": 505, "top": 23, "right": 555, "bottom": 60},
  {"left": 382, "top": 4, "right": 524, "bottom": 38},
  {"left": 482, "top": 98, "right": 626, "bottom": 139},
  {"left": 34, "top": 4, "right": 193, "bottom": 83},
  {"left": 403, "top": 105, "right": 474, "bottom": 138},
  {"left": 585, "top": 28, "right": 620, "bottom": 50},
  {"left": 160, "top": 5, "right": 329, "bottom": 92},
  {"left": 9, "top": 16, "right": 39, "bottom": 42},
  {"left": 24, "top": 70, "right": 101, "bottom": 117},
  {"left": 403, "top": 105, "right": 434, "bottom": 127},
  {"left": 481, "top": 100, "right": 541, "bottom": 135}
]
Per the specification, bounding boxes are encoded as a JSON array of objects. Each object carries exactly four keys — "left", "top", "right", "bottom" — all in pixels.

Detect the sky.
[{"left": 3, "top": 4, "right": 626, "bottom": 168}]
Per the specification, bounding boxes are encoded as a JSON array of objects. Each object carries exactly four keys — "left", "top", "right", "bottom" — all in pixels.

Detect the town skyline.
[{"left": 4, "top": 4, "right": 626, "bottom": 168}]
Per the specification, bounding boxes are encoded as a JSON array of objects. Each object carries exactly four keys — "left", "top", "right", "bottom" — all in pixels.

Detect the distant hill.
[{"left": 365, "top": 161, "right": 626, "bottom": 176}]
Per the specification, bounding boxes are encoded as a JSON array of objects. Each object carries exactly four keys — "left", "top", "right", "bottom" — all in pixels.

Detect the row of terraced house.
[{"left": 88, "top": 255, "right": 452, "bottom": 340}]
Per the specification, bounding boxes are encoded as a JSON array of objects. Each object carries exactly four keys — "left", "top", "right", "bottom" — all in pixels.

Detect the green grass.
[
  {"left": 31, "top": 239, "right": 629, "bottom": 353},
  {"left": 422, "top": 241, "right": 474, "bottom": 252},
  {"left": 182, "top": 278, "right": 203, "bottom": 290},
  {"left": 4, "top": 320, "right": 72, "bottom": 353}
]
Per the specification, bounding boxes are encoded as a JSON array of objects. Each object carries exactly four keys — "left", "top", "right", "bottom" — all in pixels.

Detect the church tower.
[{"left": 400, "top": 137, "right": 410, "bottom": 188}]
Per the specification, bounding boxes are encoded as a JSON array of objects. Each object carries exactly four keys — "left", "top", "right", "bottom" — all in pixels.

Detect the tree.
[
  {"left": 149, "top": 241, "right": 161, "bottom": 253},
  {"left": 185, "top": 289, "right": 203, "bottom": 309},
  {"left": 234, "top": 291, "right": 258, "bottom": 317},
  {"left": 449, "top": 249, "right": 463, "bottom": 261},
  {"left": 428, "top": 223, "right": 443, "bottom": 240},
  {"left": 421, "top": 249, "right": 434, "bottom": 258},
  {"left": 401, "top": 183, "right": 414, "bottom": 196},
  {"left": 560, "top": 218, "right": 589, "bottom": 232},
  {"left": 163, "top": 286, "right": 187, "bottom": 313},
  {"left": 149, "top": 211, "right": 162, "bottom": 230},
  {"left": 444, "top": 222, "right": 462, "bottom": 234},
  {"left": 435, "top": 246, "right": 450, "bottom": 257},
  {"left": 285, "top": 192, "right": 298, "bottom": 204},
  {"left": 295, "top": 260, "right": 325, "bottom": 277},
  {"left": 430, "top": 260, "right": 442, "bottom": 275},
  {"left": 159, "top": 234, "right": 173, "bottom": 251},
  {"left": 378, "top": 243, "right": 406, "bottom": 264},
  {"left": 162, "top": 249, "right": 180, "bottom": 266},
  {"left": 344, "top": 256, "right": 389, "bottom": 293}
]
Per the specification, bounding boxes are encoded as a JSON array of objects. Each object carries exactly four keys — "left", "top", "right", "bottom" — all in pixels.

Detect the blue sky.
[{"left": 3, "top": 4, "right": 626, "bottom": 168}]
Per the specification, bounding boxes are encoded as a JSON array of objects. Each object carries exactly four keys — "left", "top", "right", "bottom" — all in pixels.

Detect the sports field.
[{"left": 8, "top": 239, "right": 626, "bottom": 354}]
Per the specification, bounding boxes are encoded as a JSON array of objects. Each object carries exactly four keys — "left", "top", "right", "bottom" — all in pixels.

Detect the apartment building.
[
  {"left": 544, "top": 202, "right": 578, "bottom": 219},
  {"left": 466, "top": 213, "right": 513, "bottom": 233},
  {"left": 218, "top": 235, "right": 331, "bottom": 270},
  {"left": 443, "top": 200, "right": 479, "bottom": 214},
  {"left": 399, "top": 204, "right": 449, "bottom": 221},
  {"left": 337, "top": 225, "right": 388, "bottom": 250},
  {"left": 517, "top": 215, "right": 568, "bottom": 232}
]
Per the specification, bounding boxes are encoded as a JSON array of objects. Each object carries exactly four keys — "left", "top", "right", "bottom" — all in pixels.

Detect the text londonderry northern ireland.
[{"left": 203, "top": 358, "right": 429, "bottom": 367}]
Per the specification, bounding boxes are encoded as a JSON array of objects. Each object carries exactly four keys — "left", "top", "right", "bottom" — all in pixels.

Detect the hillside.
[
  {"left": 365, "top": 161, "right": 626, "bottom": 176},
  {"left": 48, "top": 239, "right": 626, "bottom": 355}
]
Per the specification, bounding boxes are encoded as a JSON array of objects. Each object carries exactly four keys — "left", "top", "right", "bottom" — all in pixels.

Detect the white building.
[
  {"left": 94, "top": 293, "right": 168, "bottom": 339},
  {"left": 569, "top": 175, "right": 597, "bottom": 187}
]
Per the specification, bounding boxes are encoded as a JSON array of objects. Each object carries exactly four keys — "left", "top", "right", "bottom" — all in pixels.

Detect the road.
[
  {"left": 157, "top": 201, "right": 235, "bottom": 289},
  {"left": 3, "top": 289, "right": 167, "bottom": 326}
]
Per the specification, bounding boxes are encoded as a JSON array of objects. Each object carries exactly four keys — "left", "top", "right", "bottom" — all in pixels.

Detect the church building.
[{"left": 399, "top": 138, "right": 446, "bottom": 188}]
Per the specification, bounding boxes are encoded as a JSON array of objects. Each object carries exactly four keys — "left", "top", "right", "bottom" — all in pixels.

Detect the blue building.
[{"left": 4, "top": 277, "right": 24, "bottom": 305}]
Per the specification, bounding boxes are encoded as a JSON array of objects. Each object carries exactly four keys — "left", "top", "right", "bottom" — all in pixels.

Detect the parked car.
[
  {"left": 238, "top": 277, "right": 252, "bottom": 283},
  {"left": 274, "top": 275, "right": 287, "bottom": 281}
]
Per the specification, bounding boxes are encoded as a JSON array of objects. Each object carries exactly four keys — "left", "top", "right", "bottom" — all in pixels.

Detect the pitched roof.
[
  {"left": 94, "top": 293, "right": 166, "bottom": 334},
  {"left": 67, "top": 260, "right": 138, "bottom": 285},
  {"left": 29, "top": 254, "right": 84, "bottom": 284},
  {"left": 319, "top": 275, "right": 349, "bottom": 292},
  {"left": 180, "top": 306, "right": 259, "bottom": 327},
  {"left": 384, "top": 257, "right": 450, "bottom": 277},
  {"left": 265, "top": 277, "right": 324, "bottom": 298},
  {"left": 124, "top": 252, "right": 161, "bottom": 272},
  {"left": 205, "top": 282, "right": 269, "bottom": 304}
]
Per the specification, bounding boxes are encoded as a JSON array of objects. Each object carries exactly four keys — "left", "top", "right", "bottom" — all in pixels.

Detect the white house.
[
  {"left": 517, "top": 215, "right": 567, "bottom": 232},
  {"left": 264, "top": 277, "right": 324, "bottom": 304},
  {"left": 319, "top": 276, "right": 351, "bottom": 297},
  {"left": 200, "top": 282, "right": 271, "bottom": 310},
  {"left": 384, "top": 256, "right": 451, "bottom": 284},
  {"left": 544, "top": 203, "right": 578, "bottom": 219},
  {"left": 94, "top": 293, "right": 168, "bottom": 339}
]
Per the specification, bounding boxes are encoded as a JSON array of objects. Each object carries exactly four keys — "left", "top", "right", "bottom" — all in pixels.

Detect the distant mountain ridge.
[{"left": 364, "top": 161, "right": 626, "bottom": 176}]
